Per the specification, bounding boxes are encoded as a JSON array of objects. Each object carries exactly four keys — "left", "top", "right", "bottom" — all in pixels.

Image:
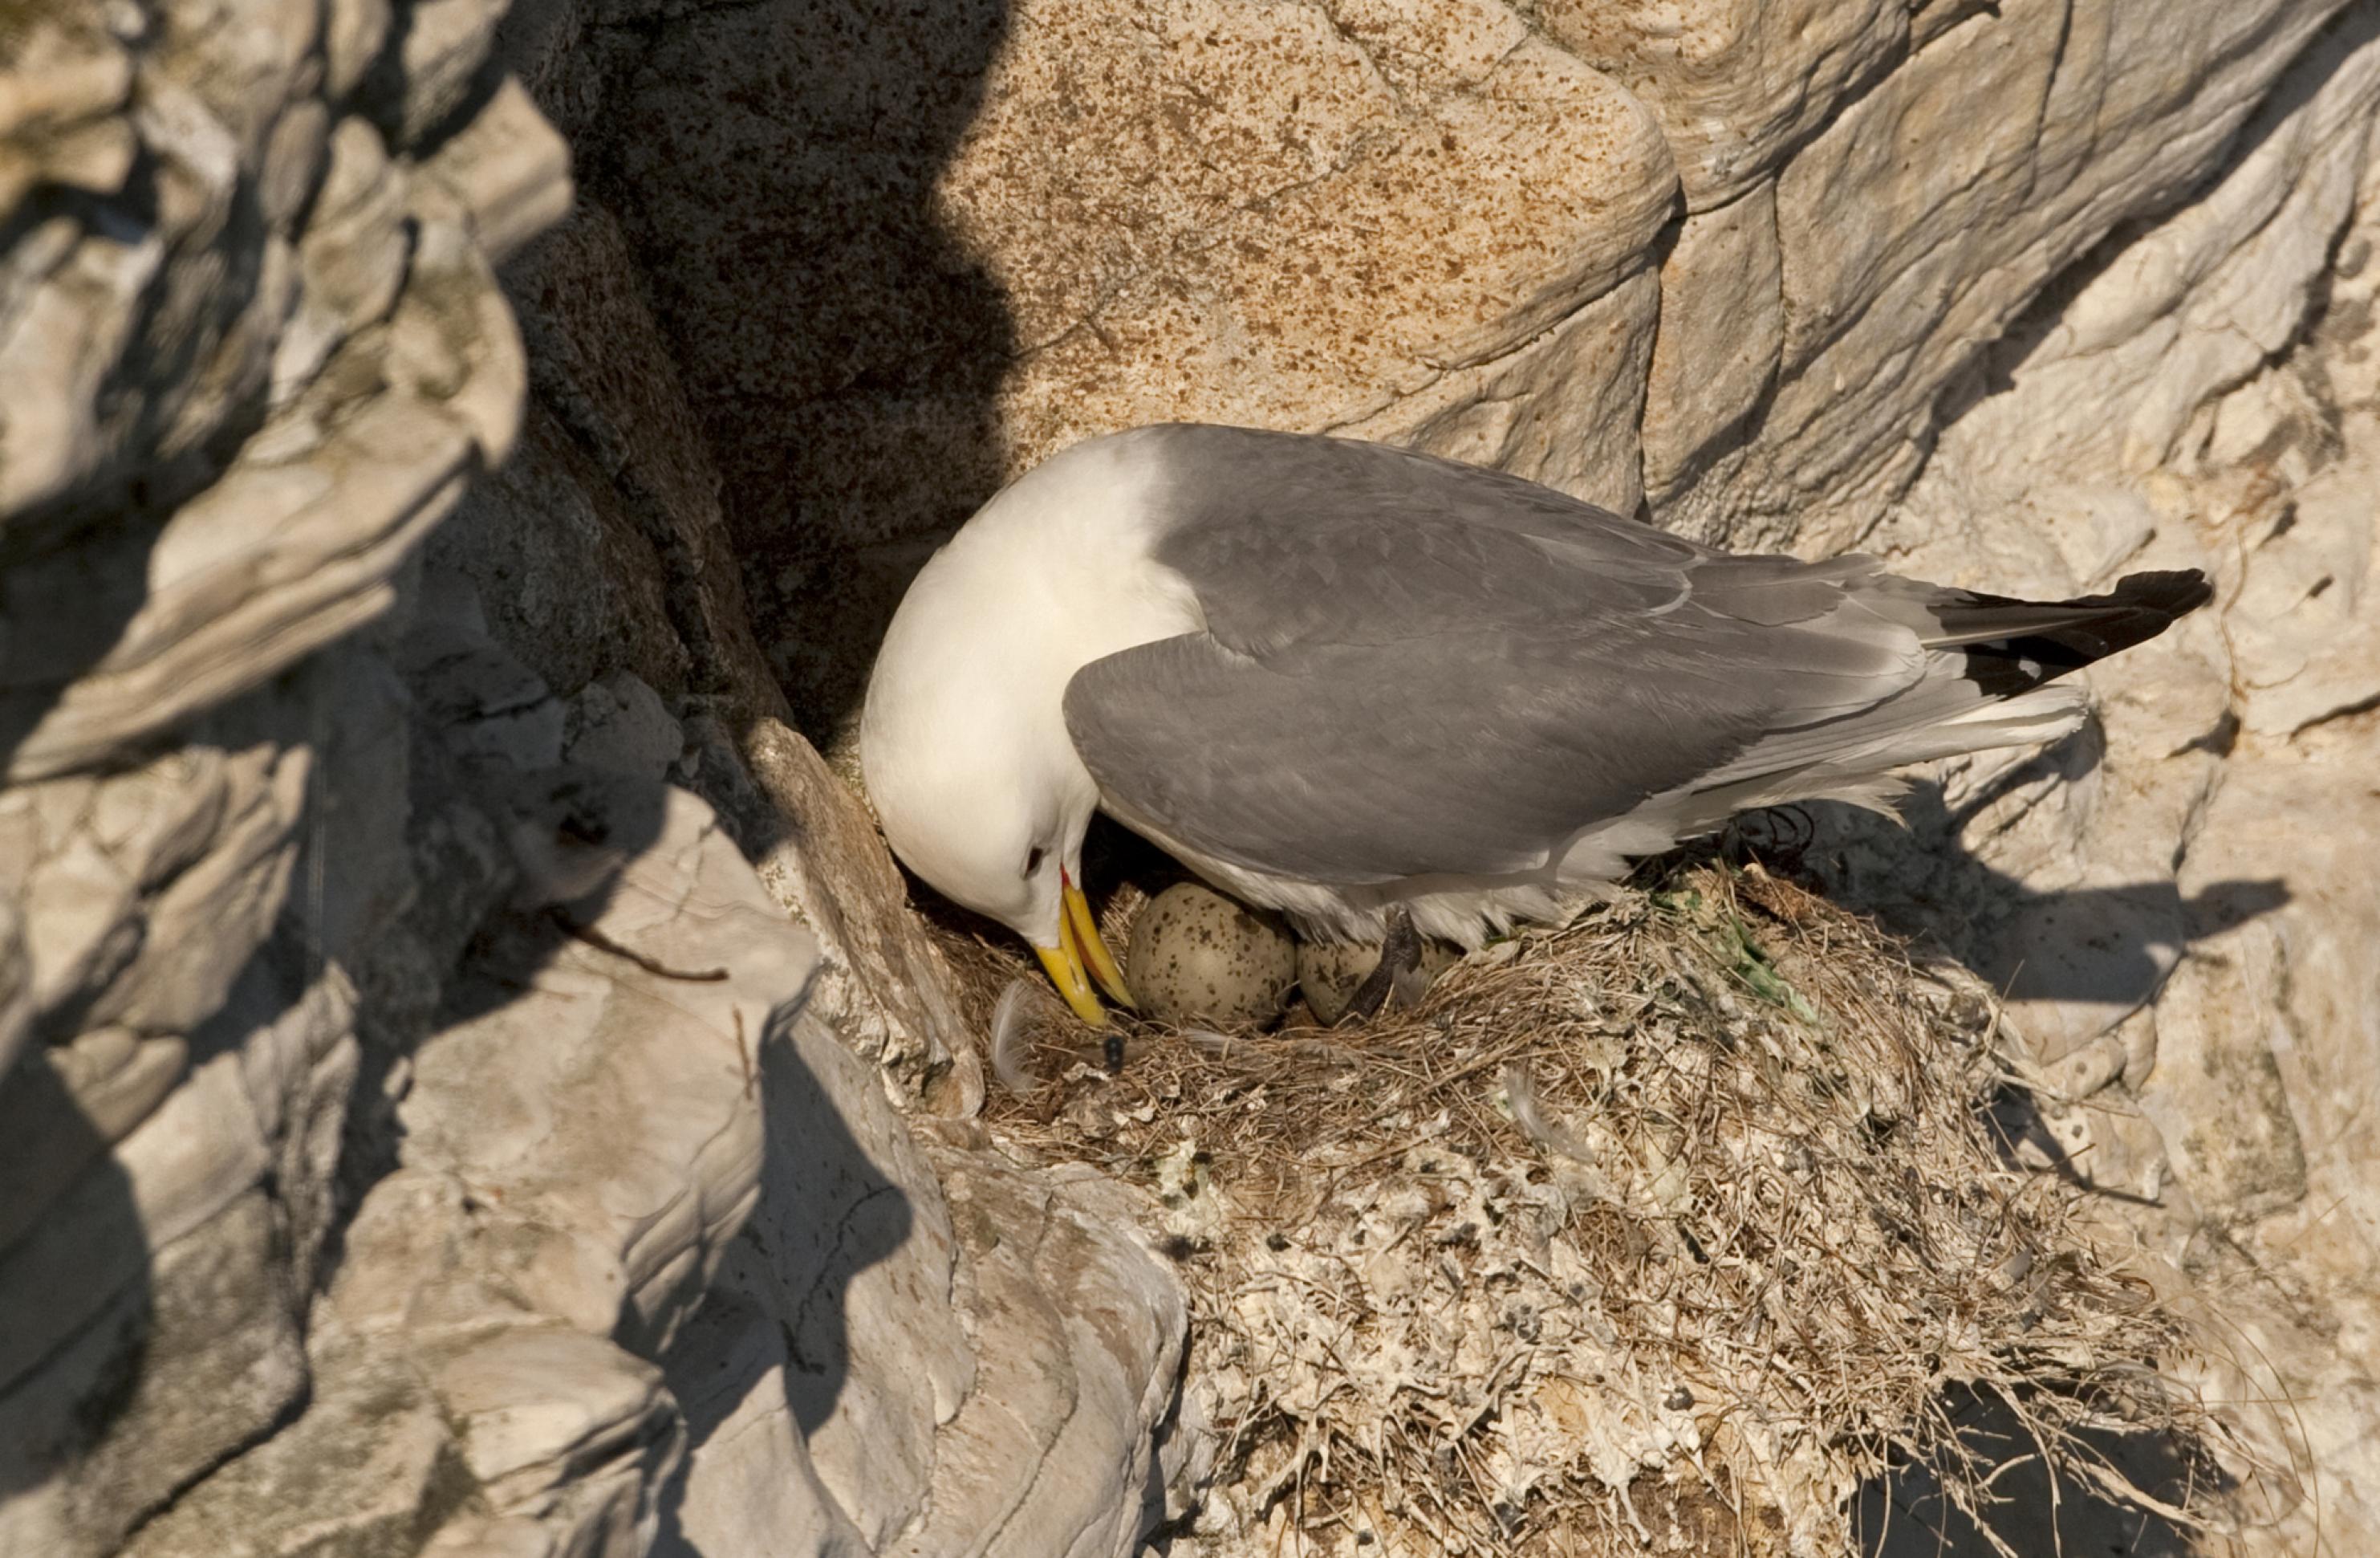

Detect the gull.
[{"left": 859, "top": 425, "right": 2211, "bottom": 1024}]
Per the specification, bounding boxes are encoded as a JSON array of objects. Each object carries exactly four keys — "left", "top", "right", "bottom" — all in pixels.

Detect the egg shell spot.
[{"left": 1125, "top": 882, "right": 1297, "bottom": 1026}]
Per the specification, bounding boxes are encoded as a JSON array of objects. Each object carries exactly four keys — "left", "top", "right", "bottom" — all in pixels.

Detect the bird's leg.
[{"left": 1342, "top": 906, "right": 1422, "bottom": 1024}]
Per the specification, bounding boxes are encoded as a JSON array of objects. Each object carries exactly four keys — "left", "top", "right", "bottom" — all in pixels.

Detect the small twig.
[{"left": 550, "top": 909, "right": 729, "bottom": 982}]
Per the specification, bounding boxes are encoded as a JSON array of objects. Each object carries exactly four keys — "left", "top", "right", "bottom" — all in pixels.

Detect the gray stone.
[
  {"left": 0, "top": 904, "right": 29, "bottom": 1083},
  {"left": 0, "top": 1031, "right": 188, "bottom": 1252},
  {"left": 564, "top": 672, "right": 684, "bottom": 783},
  {"left": 1727, "top": 0, "right": 2350, "bottom": 545},
  {"left": 392, "top": 778, "right": 802, "bottom": 1350},
  {"left": 694, "top": 714, "right": 970, "bottom": 1100},
  {"left": 0, "top": 1193, "right": 307, "bottom": 1558},
  {"left": 120, "top": 1340, "right": 462, "bottom": 1558},
  {"left": 9, "top": 0, "right": 2380, "bottom": 1551}
]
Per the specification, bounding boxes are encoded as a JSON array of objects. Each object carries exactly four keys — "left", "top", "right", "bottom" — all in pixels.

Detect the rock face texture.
[
  {"left": 0, "top": 2, "right": 1182, "bottom": 1556},
  {"left": 5, "top": 0, "right": 2379, "bottom": 1554}
]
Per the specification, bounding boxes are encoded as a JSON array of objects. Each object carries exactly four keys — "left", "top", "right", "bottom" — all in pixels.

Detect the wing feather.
[{"left": 1060, "top": 429, "right": 1934, "bottom": 886}]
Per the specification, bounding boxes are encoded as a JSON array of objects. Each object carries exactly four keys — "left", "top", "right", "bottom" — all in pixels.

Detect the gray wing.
[{"left": 1062, "top": 427, "right": 1930, "bottom": 886}]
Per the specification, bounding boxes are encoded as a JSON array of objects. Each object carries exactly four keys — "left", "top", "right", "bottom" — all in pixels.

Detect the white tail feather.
[{"left": 990, "top": 980, "right": 1040, "bottom": 1094}]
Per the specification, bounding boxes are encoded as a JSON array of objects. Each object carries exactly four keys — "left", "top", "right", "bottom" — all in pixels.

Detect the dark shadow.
[
  {"left": 1854, "top": 1385, "right": 2217, "bottom": 1556},
  {"left": 0, "top": 1044, "right": 151, "bottom": 1506},
  {"left": 646, "top": 997, "right": 913, "bottom": 1555},
  {"left": 428, "top": 772, "right": 676, "bottom": 1033},
  {"left": 0, "top": 51, "right": 592, "bottom": 1505},
  {"left": 1714, "top": 718, "right": 2291, "bottom": 1231},
  {"left": 0, "top": 663, "right": 418, "bottom": 1525},
  {"left": 567, "top": 0, "right": 1017, "bottom": 750},
  {"left": 1712, "top": 737, "right": 2285, "bottom": 1551},
  {"left": 0, "top": 147, "right": 273, "bottom": 775},
  {"left": 0, "top": 644, "right": 395, "bottom": 1519},
  {"left": 0, "top": 0, "right": 1002, "bottom": 1526},
  {"left": 1735, "top": 730, "right": 2289, "bottom": 1023},
  {"left": 315, "top": 595, "right": 689, "bottom": 1296}
]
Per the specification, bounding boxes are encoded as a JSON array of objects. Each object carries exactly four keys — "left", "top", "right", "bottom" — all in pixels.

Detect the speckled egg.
[
  {"left": 1298, "top": 936, "right": 1459, "bottom": 1024},
  {"left": 1125, "top": 883, "right": 1298, "bottom": 1026}
]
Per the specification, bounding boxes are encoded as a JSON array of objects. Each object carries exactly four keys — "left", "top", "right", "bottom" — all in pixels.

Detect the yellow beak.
[
  {"left": 1034, "top": 878, "right": 1137, "bottom": 1027},
  {"left": 1035, "top": 939, "right": 1109, "bottom": 1027},
  {"left": 1064, "top": 879, "right": 1137, "bottom": 1009}
]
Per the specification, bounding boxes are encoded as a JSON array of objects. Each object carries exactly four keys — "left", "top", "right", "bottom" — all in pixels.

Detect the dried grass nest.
[{"left": 930, "top": 850, "right": 2221, "bottom": 1556}]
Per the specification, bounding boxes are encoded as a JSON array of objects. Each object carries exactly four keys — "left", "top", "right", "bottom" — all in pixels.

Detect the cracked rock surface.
[
  {"left": 6, "top": 0, "right": 2380, "bottom": 1553},
  {"left": 0, "top": 1, "right": 1183, "bottom": 1555}
]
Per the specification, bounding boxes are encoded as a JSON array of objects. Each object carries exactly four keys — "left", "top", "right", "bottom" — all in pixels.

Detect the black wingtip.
[
  {"left": 2038, "top": 567, "right": 2214, "bottom": 661},
  {"left": 1951, "top": 567, "right": 2213, "bottom": 698},
  {"left": 2081, "top": 567, "right": 2216, "bottom": 620}
]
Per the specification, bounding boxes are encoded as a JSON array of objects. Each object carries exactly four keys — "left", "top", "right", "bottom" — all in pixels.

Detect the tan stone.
[
  {"left": 1338, "top": 267, "right": 1663, "bottom": 514},
  {"left": 381, "top": 0, "right": 509, "bottom": 144},
  {"left": 276, "top": 116, "right": 410, "bottom": 400},
  {"left": 1534, "top": 0, "right": 1905, "bottom": 210},
  {"left": 650, "top": 1289, "right": 876, "bottom": 1557},
  {"left": 1639, "top": 182, "right": 1782, "bottom": 504},
  {"left": 1788, "top": 26, "right": 2380, "bottom": 1548},
  {"left": 886, "top": 1152, "right": 1187, "bottom": 1557},
  {"left": 87, "top": 745, "right": 310, "bottom": 1035},
  {"left": 420, "top": 76, "right": 575, "bottom": 266}
]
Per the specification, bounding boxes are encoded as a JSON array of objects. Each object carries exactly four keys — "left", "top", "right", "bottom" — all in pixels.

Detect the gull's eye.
[{"left": 1025, "top": 845, "right": 1046, "bottom": 877}]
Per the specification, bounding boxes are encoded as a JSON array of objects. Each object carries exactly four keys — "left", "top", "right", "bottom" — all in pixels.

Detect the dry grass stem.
[{"left": 931, "top": 859, "right": 2221, "bottom": 1555}]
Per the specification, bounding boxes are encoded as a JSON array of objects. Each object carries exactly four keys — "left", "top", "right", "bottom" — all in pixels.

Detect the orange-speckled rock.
[
  {"left": 959, "top": 0, "right": 1679, "bottom": 466},
  {"left": 595, "top": 0, "right": 1677, "bottom": 732}
]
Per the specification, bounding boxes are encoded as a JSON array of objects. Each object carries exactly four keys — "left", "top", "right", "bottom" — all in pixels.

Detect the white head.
[
  {"left": 858, "top": 431, "right": 1197, "bottom": 956},
  {"left": 860, "top": 434, "right": 1202, "bottom": 1025},
  {"left": 860, "top": 548, "right": 1096, "bottom": 947}
]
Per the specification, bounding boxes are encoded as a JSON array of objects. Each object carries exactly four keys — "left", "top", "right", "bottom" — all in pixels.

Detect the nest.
[{"left": 929, "top": 852, "right": 2219, "bottom": 1555}]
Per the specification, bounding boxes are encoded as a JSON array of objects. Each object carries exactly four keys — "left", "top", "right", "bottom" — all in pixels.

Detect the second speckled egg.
[
  {"left": 1125, "top": 882, "right": 1298, "bottom": 1026},
  {"left": 1297, "top": 937, "right": 1460, "bottom": 1024}
]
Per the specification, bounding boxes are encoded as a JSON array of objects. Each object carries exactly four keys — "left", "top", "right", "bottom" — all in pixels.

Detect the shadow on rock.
[
  {"left": 577, "top": 0, "right": 1018, "bottom": 746},
  {"left": 0, "top": 154, "right": 266, "bottom": 782},
  {"left": 648, "top": 1007, "right": 915, "bottom": 1556},
  {"left": 1854, "top": 1385, "right": 2215, "bottom": 1556},
  {"left": 0, "top": 1052, "right": 150, "bottom": 1511},
  {"left": 1740, "top": 742, "right": 2289, "bottom": 1029},
  {"left": 314, "top": 576, "right": 692, "bottom": 1300}
]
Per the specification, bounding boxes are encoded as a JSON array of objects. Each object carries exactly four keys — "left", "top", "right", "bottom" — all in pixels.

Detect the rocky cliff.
[{"left": 3, "top": 0, "right": 2377, "bottom": 1553}]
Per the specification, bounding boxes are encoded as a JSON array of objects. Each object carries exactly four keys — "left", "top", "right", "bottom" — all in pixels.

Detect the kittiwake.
[{"left": 859, "top": 424, "right": 2212, "bottom": 1024}]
